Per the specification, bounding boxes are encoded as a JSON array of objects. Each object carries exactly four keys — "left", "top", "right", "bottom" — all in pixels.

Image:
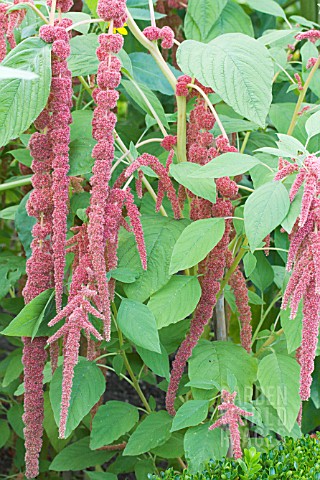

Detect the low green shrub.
[{"left": 150, "top": 434, "right": 320, "bottom": 480}]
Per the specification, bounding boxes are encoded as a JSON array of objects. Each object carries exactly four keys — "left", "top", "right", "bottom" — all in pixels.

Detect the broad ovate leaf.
[
  {"left": 191, "top": 152, "right": 261, "bottom": 179},
  {"left": 177, "top": 33, "right": 273, "bottom": 126},
  {"left": 244, "top": 181, "right": 290, "bottom": 252},
  {"left": 0, "top": 38, "right": 51, "bottom": 147},
  {"left": 184, "top": 0, "right": 228, "bottom": 42},
  {"left": 169, "top": 218, "right": 225, "bottom": 274},
  {"left": 257, "top": 353, "right": 300, "bottom": 432}
]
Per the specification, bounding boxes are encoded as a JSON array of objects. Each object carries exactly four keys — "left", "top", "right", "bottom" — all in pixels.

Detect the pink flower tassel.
[
  {"left": 229, "top": 267, "right": 252, "bottom": 353},
  {"left": 22, "top": 337, "right": 47, "bottom": 479},
  {"left": 209, "top": 390, "right": 253, "bottom": 459}
]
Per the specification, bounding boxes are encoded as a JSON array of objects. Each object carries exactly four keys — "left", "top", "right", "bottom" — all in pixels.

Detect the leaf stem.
[
  {"left": 216, "top": 237, "right": 249, "bottom": 300},
  {"left": 251, "top": 292, "right": 282, "bottom": 345},
  {"left": 112, "top": 303, "right": 152, "bottom": 413},
  {"left": 287, "top": 55, "right": 320, "bottom": 135},
  {"left": 0, "top": 177, "right": 32, "bottom": 191},
  {"left": 254, "top": 328, "right": 284, "bottom": 357},
  {"left": 49, "top": 0, "right": 57, "bottom": 25},
  {"left": 14, "top": 2, "right": 49, "bottom": 24},
  {"left": 176, "top": 96, "right": 187, "bottom": 163},
  {"left": 187, "top": 83, "right": 228, "bottom": 141},
  {"left": 78, "top": 76, "right": 92, "bottom": 95},
  {"left": 148, "top": 0, "right": 156, "bottom": 27}
]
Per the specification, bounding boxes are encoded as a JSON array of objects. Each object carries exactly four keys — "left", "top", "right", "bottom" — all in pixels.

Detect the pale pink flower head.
[{"left": 296, "top": 29, "right": 320, "bottom": 43}]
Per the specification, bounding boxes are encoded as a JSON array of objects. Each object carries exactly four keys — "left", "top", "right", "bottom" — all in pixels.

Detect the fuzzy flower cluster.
[
  {"left": 275, "top": 156, "right": 320, "bottom": 403},
  {"left": 209, "top": 390, "right": 253, "bottom": 459},
  {"left": 296, "top": 29, "right": 320, "bottom": 43},
  {"left": 97, "top": 0, "right": 127, "bottom": 27},
  {"left": 0, "top": 0, "right": 28, "bottom": 61},
  {"left": 168, "top": 0, "right": 187, "bottom": 8},
  {"left": 87, "top": 27, "right": 124, "bottom": 341},
  {"left": 39, "top": 21, "right": 73, "bottom": 312},
  {"left": 47, "top": 0, "right": 73, "bottom": 12},
  {"left": 143, "top": 25, "right": 174, "bottom": 49}
]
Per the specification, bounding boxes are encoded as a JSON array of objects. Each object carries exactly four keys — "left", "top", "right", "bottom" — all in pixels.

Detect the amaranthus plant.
[{"left": 0, "top": 0, "right": 320, "bottom": 478}]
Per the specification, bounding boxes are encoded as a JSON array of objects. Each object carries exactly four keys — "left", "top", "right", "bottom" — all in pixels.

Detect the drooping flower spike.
[
  {"left": 47, "top": 287, "right": 103, "bottom": 438},
  {"left": 209, "top": 390, "right": 253, "bottom": 459}
]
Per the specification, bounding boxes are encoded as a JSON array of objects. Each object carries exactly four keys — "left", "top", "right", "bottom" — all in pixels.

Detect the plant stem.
[
  {"left": 129, "top": 78, "right": 167, "bottom": 136},
  {"left": 112, "top": 304, "right": 152, "bottom": 413},
  {"left": 216, "top": 237, "right": 249, "bottom": 300},
  {"left": 126, "top": 10, "right": 177, "bottom": 90},
  {"left": 287, "top": 55, "right": 320, "bottom": 135},
  {"left": 240, "top": 131, "right": 251, "bottom": 153},
  {"left": 15, "top": 2, "right": 49, "bottom": 24},
  {"left": 251, "top": 292, "right": 282, "bottom": 345},
  {"left": 215, "top": 294, "right": 227, "bottom": 341},
  {"left": 187, "top": 83, "right": 228, "bottom": 141},
  {"left": 0, "top": 177, "right": 32, "bottom": 191},
  {"left": 78, "top": 76, "right": 92, "bottom": 96},
  {"left": 148, "top": 0, "right": 156, "bottom": 27},
  {"left": 254, "top": 328, "right": 284, "bottom": 357},
  {"left": 176, "top": 96, "right": 187, "bottom": 163},
  {"left": 49, "top": 0, "right": 57, "bottom": 25}
]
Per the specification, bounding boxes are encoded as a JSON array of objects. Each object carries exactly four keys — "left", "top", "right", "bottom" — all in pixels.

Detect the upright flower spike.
[
  {"left": 39, "top": 23, "right": 73, "bottom": 312},
  {"left": 87, "top": 2, "right": 127, "bottom": 341},
  {"left": 209, "top": 390, "right": 253, "bottom": 459}
]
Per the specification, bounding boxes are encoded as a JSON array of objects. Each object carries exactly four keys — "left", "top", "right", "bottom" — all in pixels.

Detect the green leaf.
[
  {"left": 169, "top": 218, "right": 225, "bottom": 274},
  {"left": 0, "top": 66, "right": 38, "bottom": 80},
  {"left": 257, "top": 352, "right": 300, "bottom": 432},
  {"left": 171, "top": 400, "right": 208, "bottom": 432},
  {"left": 184, "top": 0, "right": 228, "bottom": 42},
  {"left": 249, "top": 252, "right": 274, "bottom": 291},
  {"left": 148, "top": 275, "right": 201, "bottom": 329},
  {"left": 306, "top": 110, "right": 320, "bottom": 142},
  {"left": 124, "top": 411, "right": 172, "bottom": 456},
  {"left": 69, "top": 34, "right": 98, "bottom": 76},
  {"left": 117, "top": 298, "right": 161, "bottom": 353},
  {"left": 207, "top": 0, "right": 254, "bottom": 41},
  {"left": 151, "top": 432, "right": 184, "bottom": 458},
  {"left": 0, "top": 38, "right": 51, "bottom": 148},
  {"left": 43, "top": 391, "right": 69, "bottom": 453},
  {"left": 7, "top": 403, "right": 24, "bottom": 439},
  {"left": 191, "top": 152, "right": 261, "bottom": 179},
  {"left": 2, "top": 350, "right": 23, "bottom": 387},
  {"left": 136, "top": 343, "right": 170, "bottom": 380},
  {"left": 281, "top": 186, "right": 303, "bottom": 234},
  {"left": 243, "top": 252, "right": 257, "bottom": 277},
  {"left": 0, "top": 255, "right": 25, "bottom": 299},
  {"left": 184, "top": 423, "right": 229, "bottom": 473},
  {"left": 90, "top": 401, "right": 139, "bottom": 450},
  {"left": 86, "top": 473, "right": 117, "bottom": 480},
  {"left": 118, "top": 215, "right": 189, "bottom": 302},
  {"left": 281, "top": 305, "right": 303, "bottom": 354},
  {"left": 1, "top": 288, "right": 53, "bottom": 337},
  {"left": 56, "top": 12, "right": 92, "bottom": 34},
  {"left": 129, "top": 7, "right": 165, "bottom": 20},
  {"left": 244, "top": 182, "right": 290, "bottom": 252},
  {"left": 0, "top": 420, "right": 10, "bottom": 448},
  {"left": 122, "top": 79, "right": 169, "bottom": 129},
  {"left": 69, "top": 110, "right": 96, "bottom": 176},
  {"left": 188, "top": 340, "right": 257, "bottom": 401},
  {"left": 177, "top": 34, "right": 273, "bottom": 126},
  {"left": 170, "top": 163, "right": 217, "bottom": 203},
  {"left": 49, "top": 437, "right": 115, "bottom": 471},
  {"left": 50, "top": 358, "right": 105, "bottom": 438},
  {"left": 245, "top": 0, "right": 287, "bottom": 19},
  {"left": 129, "top": 52, "right": 178, "bottom": 95},
  {"left": 15, "top": 193, "right": 36, "bottom": 259},
  {"left": 7, "top": 148, "right": 32, "bottom": 167}
]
